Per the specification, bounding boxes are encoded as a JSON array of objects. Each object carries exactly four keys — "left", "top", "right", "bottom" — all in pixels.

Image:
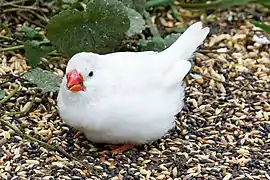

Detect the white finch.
[{"left": 57, "top": 22, "right": 209, "bottom": 153}]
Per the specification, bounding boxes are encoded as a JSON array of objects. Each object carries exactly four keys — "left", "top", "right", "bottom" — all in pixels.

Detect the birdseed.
[{"left": 1, "top": 3, "right": 270, "bottom": 180}]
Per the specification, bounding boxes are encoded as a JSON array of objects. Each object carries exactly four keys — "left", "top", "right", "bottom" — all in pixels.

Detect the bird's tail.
[{"left": 159, "top": 22, "right": 210, "bottom": 62}]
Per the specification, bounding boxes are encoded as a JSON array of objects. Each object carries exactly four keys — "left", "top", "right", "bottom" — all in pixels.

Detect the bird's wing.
[
  {"left": 96, "top": 52, "right": 164, "bottom": 91},
  {"left": 96, "top": 22, "right": 209, "bottom": 89}
]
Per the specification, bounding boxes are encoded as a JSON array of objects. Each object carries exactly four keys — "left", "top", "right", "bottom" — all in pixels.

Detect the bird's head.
[{"left": 65, "top": 52, "right": 98, "bottom": 92}]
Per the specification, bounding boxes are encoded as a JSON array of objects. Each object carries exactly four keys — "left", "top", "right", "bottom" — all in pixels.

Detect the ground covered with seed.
[{"left": 1, "top": 2, "right": 270, "bottom": 180}]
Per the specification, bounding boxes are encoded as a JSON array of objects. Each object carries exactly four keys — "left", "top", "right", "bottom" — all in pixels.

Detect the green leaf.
[
  {"left": 164, "top": 33, "right": 181, "bottom": 48},
  {"left": 125, "top": 8, "right": 145, "bottom": 37},
  {"left": 62, "top": 0, "right": 77, "bottom": 4},
  {"left": 119, "top": 0, "right": 146, "bottom": 13},
  {"left": 46, "top": 0, "right": 130, "bottom": 57},
  {"left": 138, "top": 36, "right": 165, "bottom": 51},
  {"left": 24, "top": 40, "right": 55, "bottom": 67},
  {"left": 257, "top": 0, "right": 270, "bottom": 8},
  {"left": 23, "top": 68, "right": 62, "bottom": 93},
  {"left": 139, "top": 34, "right": 182, "bottom": 52},
  {"left": 138, "top": 33, "right": 195, "bottom": 62},
  {"left": 21, "top": 26, "right": 44, "bottom": 41},
  {"left": 0, "top": 90, "right": 5, "bottom": 100},
  {"left": 70, "top": 2, "right": 87, "bottom": 11},
  {"left": 251, "top": 20, "right": 270, "bottom": 33}
]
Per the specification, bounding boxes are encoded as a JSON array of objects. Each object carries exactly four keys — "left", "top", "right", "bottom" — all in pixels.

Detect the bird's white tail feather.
[{"left": 160, "top": 22, "right": 210, "bottom": 61}]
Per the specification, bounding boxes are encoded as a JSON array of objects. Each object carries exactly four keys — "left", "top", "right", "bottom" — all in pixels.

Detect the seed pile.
[{"left": 1, "top": 4, "right": 270, "bottom": 180}]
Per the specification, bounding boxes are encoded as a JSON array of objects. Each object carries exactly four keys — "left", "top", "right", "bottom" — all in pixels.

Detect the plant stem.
[
  {"left": 25, "top": 134, "right": 56, "bottom": 150},
  {"left": 0, "top": 87, "right": 98, "bottom": 175},
  {"left": 10, "top": 4, "right": 41, "bottom": 11},
  {"left": 0, "top": 114, "right": 97, "bottom": 174},
  {"left": 0, "top": 45, "right": 24, "bottom": 52},
  {"left": 0, "top": 40, "right": 51, "bottom": 53},
  {"left": 143, "top": 10, "right": 161, "bottom": 37},
  {"left": 0, "top": 35, "right": 14, "bottom": 41},
  {"left": 0, "top": 0, "right": 31, "bottom": 7},
  {"left": 0, "top": 118, "right": 24, "bottom": 136},
  {"left": 0, "top": 85, "right": 20, "bottom": 104},
  {"left": 0, "top": 35, "right": 24, "bottom": 44},
  {"left": 39, "top": 40, "right": 51, "bottom": 45},
  {"left": 146, "top": 0, "right": 172, "bottom": 8},
  {"left": 146, "top": 0, "right": 257, "bottom": 9},
  {"left": 170, "top": 4, "right": 180, "bottom": 21}
]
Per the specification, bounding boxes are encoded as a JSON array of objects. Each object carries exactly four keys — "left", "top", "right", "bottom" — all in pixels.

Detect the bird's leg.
[{"left": 111, "top": 144, "right": 135, "bottom": 155}]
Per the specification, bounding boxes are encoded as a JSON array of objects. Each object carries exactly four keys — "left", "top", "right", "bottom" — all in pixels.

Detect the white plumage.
[{"left": 57, "top": 22, "right": 209, "bottom": 145}]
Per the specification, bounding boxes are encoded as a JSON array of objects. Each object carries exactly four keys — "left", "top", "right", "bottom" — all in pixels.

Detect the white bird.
[{"left": 57, "top": 22, "right": 209, "bottom": 154}]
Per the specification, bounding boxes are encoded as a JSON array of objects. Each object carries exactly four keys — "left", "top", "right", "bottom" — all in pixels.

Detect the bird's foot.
[
  {"left": 74, "top": 131, "right": 82, "bottom": 138},
  {"left": 98, "top": 151, "right": 107, "bottom": 163},
  {"left": 98, "top": 144, "right": 135, "bottom": 162},
  {"left": 111, "top": 144, "right": 135, "bottom": 155}
]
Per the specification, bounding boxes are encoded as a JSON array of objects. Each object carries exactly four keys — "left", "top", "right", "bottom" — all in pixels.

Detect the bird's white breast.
[{"left": 57, "top": 81, "right": 184, "bottom": 144}]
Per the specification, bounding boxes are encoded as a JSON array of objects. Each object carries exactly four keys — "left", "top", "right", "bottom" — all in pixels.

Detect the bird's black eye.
[{"left": 88, "top": 71, "right": 94, "bottom": 77}]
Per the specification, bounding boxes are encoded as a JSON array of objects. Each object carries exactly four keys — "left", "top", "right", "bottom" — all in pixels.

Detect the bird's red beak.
[{"left": 66, "top": 70, "right": 84, "bottom": 92}]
